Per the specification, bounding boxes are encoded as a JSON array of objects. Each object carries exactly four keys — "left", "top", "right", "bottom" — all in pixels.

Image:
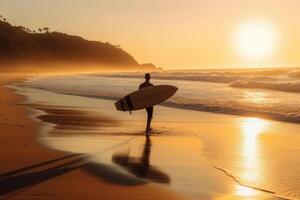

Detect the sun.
[{"left": 233, "top": 20, "right": 278, "bottom": 59}]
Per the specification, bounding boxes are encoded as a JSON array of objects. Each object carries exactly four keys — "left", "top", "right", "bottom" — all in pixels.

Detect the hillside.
[{"left": 0, "top": 20, "right": 155, "bottom": 70}]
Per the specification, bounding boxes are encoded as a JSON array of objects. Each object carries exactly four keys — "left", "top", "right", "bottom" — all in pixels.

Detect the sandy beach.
[
  {"left": 0, "top": 75, "right": 186, "bottom": 200},
  {"left": 1, "top": 74, "right": 300, "bottom": 200}
]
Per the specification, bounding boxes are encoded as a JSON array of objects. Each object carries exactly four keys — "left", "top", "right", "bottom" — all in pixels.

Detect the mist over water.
[{"left": 25, "top": 68, "right": 300, "bottom": 123}]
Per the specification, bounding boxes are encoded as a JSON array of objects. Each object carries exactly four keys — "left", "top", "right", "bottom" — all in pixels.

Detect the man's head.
[{"left": 145, "top": 73, "right": 151, "bottom": 82}]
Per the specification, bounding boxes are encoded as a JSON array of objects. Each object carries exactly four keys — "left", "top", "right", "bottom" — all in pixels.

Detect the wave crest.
[{"left": 230, "top": 80, "right": 300, "bottom": 93}]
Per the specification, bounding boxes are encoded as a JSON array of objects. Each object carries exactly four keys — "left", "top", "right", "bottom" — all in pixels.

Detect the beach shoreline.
[
  {"left": 1, "top": 74, "right": 299, "bottom": 200},
  {"left": 0, "top": 75, "right": 186, "bottom": 200}
]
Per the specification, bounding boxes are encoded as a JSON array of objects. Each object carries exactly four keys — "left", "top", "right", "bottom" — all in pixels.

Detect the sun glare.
[
  {"left": 234, "top": 20, "right": 279, "bottom": 59},
  {"left": 235, "top": 185, "right": 258, "bottom": 197},
  {"left": 240, "top": 117, "right": 269, "bottom": 183}
]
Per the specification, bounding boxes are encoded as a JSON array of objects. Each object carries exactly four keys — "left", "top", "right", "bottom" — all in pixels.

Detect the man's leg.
[{"left": 146, "top": 107, "right": 153, "bottom": 134}]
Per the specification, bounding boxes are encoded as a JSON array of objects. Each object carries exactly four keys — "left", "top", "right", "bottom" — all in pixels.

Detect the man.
[{"left": 139, "top": 73, "right": 154, "bottom": 134}]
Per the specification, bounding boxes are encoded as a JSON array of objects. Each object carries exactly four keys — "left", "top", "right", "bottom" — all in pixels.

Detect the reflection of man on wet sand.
[
  {"left": 112, "top": 137, "right": 170, "bottom": 184},
  {"left": 139, "top": 73, "right": 154, "bottom": 135}
]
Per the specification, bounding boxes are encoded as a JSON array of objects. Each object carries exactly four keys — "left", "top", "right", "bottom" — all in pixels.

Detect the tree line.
[
  {"left": 0, "top": 14, "right": 123, "bottom": 49},
  {"left": 1, "top": 14, "right": 50, "bottom": 33}
]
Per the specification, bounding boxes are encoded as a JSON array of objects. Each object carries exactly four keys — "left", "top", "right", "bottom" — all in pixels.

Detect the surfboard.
[{"left": 115, "top": 85, "right": 178, "bottom": 111}]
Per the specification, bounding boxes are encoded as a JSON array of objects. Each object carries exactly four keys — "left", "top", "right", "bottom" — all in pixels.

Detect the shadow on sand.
[
  {"left": 0, "top": 154, "right": 85, "bottom": 196},
  {"left": 0, "top": 105, "right": 171, "bottom": 197},
  {"left": 0, "top": 153, "right": 147, "bottom": 197},
  {"left": 112, "top": 137, "right": 170, "bottom": 184}
]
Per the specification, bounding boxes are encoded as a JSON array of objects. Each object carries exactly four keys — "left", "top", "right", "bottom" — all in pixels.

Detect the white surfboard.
[{"left": 115, "top": 85, "right": 178, "bottom": 111}]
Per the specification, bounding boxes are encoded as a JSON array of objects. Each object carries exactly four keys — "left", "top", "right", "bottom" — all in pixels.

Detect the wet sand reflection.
[{"left": 112, "top": 136, "right": 170, "bottom": 184}]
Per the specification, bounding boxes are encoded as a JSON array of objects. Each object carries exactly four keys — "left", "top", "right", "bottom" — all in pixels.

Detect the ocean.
[{"left": 26, "top": 68, "right": 300, "bottom": 123}]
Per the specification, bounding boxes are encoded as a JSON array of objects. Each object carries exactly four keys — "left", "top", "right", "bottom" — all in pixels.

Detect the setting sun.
[{"left": 234, "top": 20, "right": 279, "bottom": 59}]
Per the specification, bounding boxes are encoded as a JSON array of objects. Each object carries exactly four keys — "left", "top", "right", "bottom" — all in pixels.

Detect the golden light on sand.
[
  {"left": 234, "top": 118, "right": 269, "bottom": 197},
  {"left": 233, "top": 20, "right": 279, "bottom": 59},
  {"left": 235, "top": 185, "right": 258, "bottom": 197},
  {"left": 242, "top": 118, "right": 267, "bottom": 143},
  {"left": 240, "top": 118, "right": 269, "bottom": 184}
]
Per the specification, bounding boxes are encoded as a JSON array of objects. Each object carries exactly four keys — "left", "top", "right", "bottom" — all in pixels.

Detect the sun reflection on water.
[
  {"left": 235, "top": 117, "right": 269, "bottom": 197},
  {"left": 235, "top": 184, "right": 259, "bottom": 197},
  {"left": 244, "top": 91, "right": 267, "bottom": 104},
  {"left": 242, "top": 118, "right": 267, "bottom": 156}
]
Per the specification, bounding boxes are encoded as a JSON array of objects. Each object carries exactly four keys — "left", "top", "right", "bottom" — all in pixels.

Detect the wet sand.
[
  {"left": 0, "top": 75, "right": 185, "bottom": 200},
  {"left": 10, "top": 82, "right": 297, "bottom": 200}
]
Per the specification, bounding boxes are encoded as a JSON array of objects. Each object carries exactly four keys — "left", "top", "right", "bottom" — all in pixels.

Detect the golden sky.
[{"left": 1, "top": 0, "right": 300, "bottom": 69}]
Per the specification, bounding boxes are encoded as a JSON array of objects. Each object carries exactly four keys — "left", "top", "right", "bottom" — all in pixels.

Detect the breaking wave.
[
  {"left": 231, "top": 80, "right": 300, "bottom": 93},
  {"left": 99, "top": 68, "right": 300, "bottom": 93}
]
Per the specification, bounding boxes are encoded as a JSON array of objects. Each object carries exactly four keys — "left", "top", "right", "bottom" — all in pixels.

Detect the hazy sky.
[{"left": 1, "top": 0, "right": 300, "bottom": 69}]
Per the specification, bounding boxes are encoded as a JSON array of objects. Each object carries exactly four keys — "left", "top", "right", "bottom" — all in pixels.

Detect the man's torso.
[
  {"left": 139, "top": 82, "right": 154, "bottom": 109},
  {"left": 139, "top": 82, "right": 153, "bottom": 89}
]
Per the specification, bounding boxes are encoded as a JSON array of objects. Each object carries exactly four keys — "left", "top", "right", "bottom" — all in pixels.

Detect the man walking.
[{"left": 139, "top": 73, "right": 154, "bottom": 134}]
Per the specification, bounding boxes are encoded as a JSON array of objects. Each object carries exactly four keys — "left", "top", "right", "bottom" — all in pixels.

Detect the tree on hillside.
[
  {"left": 38, "top": 28, "right": 42, "bottom": 32},
  {"left": 17, "top": 26, "right": 26, "bottom": 31},
  {"left": 43, "top": 27, "right": 50, "bottom": 33},
  {"left": 17, "top": 26, "right": 32, "bottom": 33},
  {"left": 0, "top": 15, "right": 7, "bottom": 22}
]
